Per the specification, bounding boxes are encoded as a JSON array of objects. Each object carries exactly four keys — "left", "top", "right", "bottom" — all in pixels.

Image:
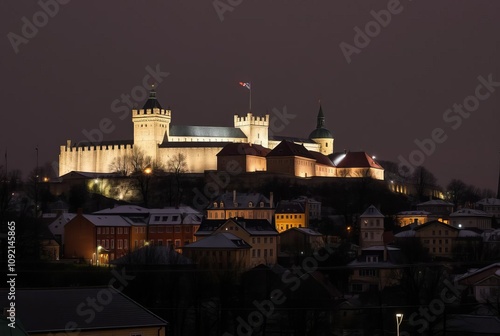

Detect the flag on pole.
[{"left": 239, "top": 82, "right": 251, "bottom": 90}]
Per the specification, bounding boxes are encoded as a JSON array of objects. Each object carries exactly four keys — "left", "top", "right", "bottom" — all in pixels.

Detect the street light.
[
  {"left": 396, "top": 313, "right": 403, "bottom": 336},
  {"left": 96, "top": 245, "right": 102, "bottom": 266}
]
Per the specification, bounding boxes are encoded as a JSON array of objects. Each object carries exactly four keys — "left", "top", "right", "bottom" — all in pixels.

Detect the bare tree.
[{"left": 166, "top": 153, "right": 187, "bottom": 206}]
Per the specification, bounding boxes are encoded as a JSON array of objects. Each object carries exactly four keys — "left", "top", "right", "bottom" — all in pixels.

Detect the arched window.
[
  {"left": 213, "top": 202, "right": 218, "bottom": 208},
  {"left": 248, "top": 201, "right": 253, "bottom": 208},
  {"left": 220, "top": 201, "right": 224, "bottom": 208}
]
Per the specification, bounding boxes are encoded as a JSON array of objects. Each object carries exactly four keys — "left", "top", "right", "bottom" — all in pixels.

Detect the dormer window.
[
  {"left": 220, "top": 202, "right": 224, "bottom": 208},
  {"left": 234, "top": 202, "right": 238, "bottom": 208},
  {"left": 248, "top": 201, "right": 253, "bottom": 208},
  {"left": 260, "top": 202, "right": 264, "bottom": 207},
  {"left": 213, "top": 202, "right": 218, "bottom": 208}
]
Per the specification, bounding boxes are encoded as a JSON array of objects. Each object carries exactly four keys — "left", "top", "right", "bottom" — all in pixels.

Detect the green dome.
[{"left": 309, "top": 127, "right": 333, "bottom": 139}]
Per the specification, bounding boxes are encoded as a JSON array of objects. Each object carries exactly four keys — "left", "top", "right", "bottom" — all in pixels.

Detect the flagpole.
[{"left": 249, "top": 83, "right": 252, "bottom": 112}]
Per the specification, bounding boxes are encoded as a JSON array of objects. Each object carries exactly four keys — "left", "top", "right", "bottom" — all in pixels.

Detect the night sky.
[{"left": 1, "top": 0, "right": 499, "bottom": 190}]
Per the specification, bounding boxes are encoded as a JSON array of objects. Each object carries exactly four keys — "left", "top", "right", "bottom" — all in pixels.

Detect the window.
[
  {"left": 167, "top": 240, "right": 172, "bottom": 246},
  {"left": 97, "top": 239, "right": 101, "bottom": 246},
  {"left": 97, "top": 227, "right": 101, "bottom": 234},
  {"left": 118, "top": 239, "right": 123, "bottom": 249},
  {"left": 264, "top": 237, "right": 267, "bottom": 244},
  {"left": 185, "top": 227, "right": 190, "bottom": 233},
  {"left": 172, "top": 216, "right": 179, "bottom": 221},
  {"left": 158, "top": 239, "right": 163, "bottom": 246},
  {"left": 270, "top": 237, "right": 273, "bottom": 243},
  {"left": 260, "top": 202, "right": 264, "bottom": 207},
  {"left": 257, "top": 237, "right": 261, "bottom": 243},
  {"left": 105, "top": 239, "right": 109, "bottom": 249},
  {"left": 111, "top": 228, "right": 115, "bottom": 234},
  {"left": 162, "top": 216, "right": 168, "bottom": 221},
  {"left": 252, "top": 249, "right": 256, "bottom": 257},
  {"left": 158, "top": 226, "right": 165, "bottom": 233},
  {"left": 359, "top": 269, "right": 376, "bottom": 277},
  {"left": 124, "top": 228, "right": 128, "bottom": 234},
  {"left": 376, "top": 219, "right": 380, "bottom": 226},
  {"left": 175, "top": 240, "right": 181, "bottom": 247},
  {"left": 294, "top": 215, "right": 297, "bottom": 219},
  {"left": 213, "top": 202, "right": 218, "bottom": 208},
  {"left": 135, "top": 227, "right": 139, "bottom": 234},
  {"left": 264, "top": 249, "right": 267, "bottom": 257},
  {"left": 150, "top": 226, "right": 156, "bottom": 233},
  {"left": 248, "top": 201, "right": 253, "bottom": 207},
  {"left": 118, "top": 227, "right": 123, "bottom": 234},
  {"left": 175, "top": 226, "right": 181, "bottom": 233},
  {"left": 270, "top": 249, "right": 273, "bottom": 257},
  {"left": 124, "top": 239, "right": 128, "bottom": 248},
  {"left": 257, "top": 249, "right": 261, "bottom": 257},
  {"left": 134, "top": 240, "right": 138, "bottom": 248}
]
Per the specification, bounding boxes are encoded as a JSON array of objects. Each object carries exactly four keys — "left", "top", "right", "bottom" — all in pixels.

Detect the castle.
[{"left": 59, "top": 88, "right": 337, "bottom": 176}]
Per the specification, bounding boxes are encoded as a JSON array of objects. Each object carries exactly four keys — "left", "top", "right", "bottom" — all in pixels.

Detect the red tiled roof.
[
  {"left": 267, "top": 140, "right": 314, "bottom": 159},
  {"left": 216, "top": 143, "right": 271, "bottom": 157},
  {"left": 333, "top": 152, "right": 383, "bottom": 169},
  {"left": 309, "top": 151, "right": 335, "bottom": 167}
]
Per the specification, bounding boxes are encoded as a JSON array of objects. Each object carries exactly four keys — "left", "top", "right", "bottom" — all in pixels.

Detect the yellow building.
[
  {"left": 274, "top": 200, "right": 309, "bottom": 233},
  {"left": 414, "top": 220, "right": 458, "bottom": 259},
  {"left": 206, "top": 191, "right": 275, "bottom": 221},
  {"left": 194, "top": 218, "right": 279, "bottom": 267}
]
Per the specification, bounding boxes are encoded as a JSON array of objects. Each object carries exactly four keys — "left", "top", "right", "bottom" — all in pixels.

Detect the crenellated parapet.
[{"left": 234, "top": 112, "right": 270, "bottom": 127}]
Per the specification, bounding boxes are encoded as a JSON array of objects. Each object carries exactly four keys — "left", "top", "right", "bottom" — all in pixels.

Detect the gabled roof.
[
  {"left": 0, "top": 287, "right": 167, "bottom": 333},
  {"left": 360, "top": 205, "right": 384, "bottom": 218},
  {"left": 309, "top": 151, "right": 335, "bottom": 167},
  {"left": 397, "top": 210, "right": 432, "bottom": 216},
  {"left": 417, "top": 199, "right": 454, "bottom": 207},
  {"left": 184, "top": 232, "right": 251, "bottom": 249},
  {"left": 281, "top": 227, "right": 324, "bottom": 236},
  {"left": 275, "top": 201, "right": 305, "bottom": 214},
  {"left": 476, "top": 198, "right": 500, "bottom": 206},
  {"left": 169, "top": 125, "right": 246, "bottom": 138},
  {"left": 80, "top": 214, "right": 137, "bottom": 227},
  {"left": 267, "top": 140, "right": 315, "bottom": 159},
  {"left": 111, "top": 245, "right": 192, "bottom": 265},
  {"left": 456, "top": 262, "right": 500, "bottom": 284},
  {"left": 196, "top": 218, "right": 278, "bottom": 236},
  {"left": 207, "top": 192, "right": 272, "bottom": 209},
  {"left": 332, "top": 151, "right": 383, "bottom": 169},
  {"left": 269, "top": 135, "right": 316, "bottom": 144},
  {"left": 413, "top": 220, "right": 458, "bottom": 231},
  {"left": 450, "top": 208, "right": 492, "bottom": 218},
  {"left": 94, "top": 205, "right": 149, "bottom": 215},
  {"left": 216, "top": 143, "right": 271, "bottom": 157}
]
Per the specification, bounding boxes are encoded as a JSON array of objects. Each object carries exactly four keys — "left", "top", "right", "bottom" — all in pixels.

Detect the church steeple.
[
  {"left": 142, "top": 85, "right": 163, "bottom": 109},
  {"left": 316, "top": 102, "right": 325, "bottom": 129}
]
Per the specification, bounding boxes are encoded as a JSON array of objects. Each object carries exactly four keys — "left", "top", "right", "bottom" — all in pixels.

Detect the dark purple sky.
[{"left": 1, "top": 0, "right": 499, "bottom": 191}]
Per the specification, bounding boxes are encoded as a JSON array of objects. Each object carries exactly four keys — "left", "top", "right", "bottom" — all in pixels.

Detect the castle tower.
[
  {"left": 359, "top": 205, "right": 385, "bottom": 248},
  {"left": 234, "top": 112, "right": 270, "bottom": 148},
  {"left": 309, "top": 104, "right": 334, "bottom": 155},
  {"left": 132, "top": 87, "right": 171, "bottom": 160}
]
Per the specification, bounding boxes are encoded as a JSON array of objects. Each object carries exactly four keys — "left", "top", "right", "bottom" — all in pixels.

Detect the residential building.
[
  {"left": 147, "top": 207, "right": 202, "bottom": 250},
  {"left": 395, "top": 210, "right": 436, "bottom": 227},
  {"left": 206, "top": 191, "right": 274, "bottom": 221},
  {"left": 195, "top": 218, "right": 279, "bottom": 267},
  {"left": 359, "top": 205, "right": 385, "bottom": 248},
  {"left": 183, "top": 232, "right": 251, "bottom": 270},
  {"left": 64, "top": 212, "right": 146, "bottom": 264},
  {"left": 348, "top": 246, "right": 403, "bottom": 292},
  {"left": 416, "top": 200, "right": 454, "bottom": 222},
  {"left": 293, "top": 196, "right": 322, "bottom": 220},
  {"left": 412, "top": 220, "right": 458, "bottom": 259},
  {"left": 457, "top": 263, "right": 500, "bottom": 304},
  {"left": 0, "top": 287, "right": 167, "bottom": 336},
  {"left": 450, "top": 208, "right": 493, "bottom": 230},
  {"left": 274, "top": 201, "right": 308, "bottom": 233},
  {"left": 45, "top": 212, "right": 76, "bottom": 253},
  {"left": 476, "top": 198, "right": 500, "bottom": 218},
  {"left": 279, "top": 227, "right": 325, "bottom": 255}
]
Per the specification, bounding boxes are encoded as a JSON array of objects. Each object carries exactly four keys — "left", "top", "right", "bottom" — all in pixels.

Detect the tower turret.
[
  {"left": 309, "top": 103, "right": 334, "bottom": 155},
  {"left": 132, "top": 86, "right": 171, "bottom": 160}
]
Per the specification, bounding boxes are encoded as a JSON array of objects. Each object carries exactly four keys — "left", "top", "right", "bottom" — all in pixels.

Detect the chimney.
[
  {"left": 233, "top": 190, "right": 237, "bottom": 204},
  {"left": 77, "top": 208, "right": 83, "bottom": 215},
  {"left": 270, "top": 192, "right": 274, "bottom": 208},
  {"left": 497, "top": 153, "right": 500, "bottom": 199},
  {"left": 344, "top": 149, "right": 347, "bottom": 154}
]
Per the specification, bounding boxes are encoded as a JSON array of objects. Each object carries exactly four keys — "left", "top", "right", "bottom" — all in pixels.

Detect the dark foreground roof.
[
  {"left": 217, "top": 143, "right": 271, "bottom": 157},
  {"left": 0, "top": 287, "right": 167, "bottom": 333}
]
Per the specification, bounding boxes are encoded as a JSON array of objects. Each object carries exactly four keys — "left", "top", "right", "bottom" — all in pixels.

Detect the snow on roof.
[
  {"left": 476, "top": 198, "right": 500, "bottom": 206},
  {"left": 94, "top": 205, "right": 149, "bottom": 215},
  {"left": 394, "top": 230, "right": 416, "bottom": 238},
  {"left": 82, "top": 214, "right": 135, "bottom": 227},
  {"left": 458, "top": 230, "right": 481, "bottom": 238},
  {"left": 450, "top": 208, "right": 492, "bottom": 217},
  {"left": 360, "top": 205, "right": 384, "bottom": 218},
  {"left": 362, "top": 246, "right": 400, "bottom": 251},
  {"left": 417, "top": 200, "right": 454, "bottom": 206},
  {"left": 397, "top": 210, "right": 432, "bottom": 215}
]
